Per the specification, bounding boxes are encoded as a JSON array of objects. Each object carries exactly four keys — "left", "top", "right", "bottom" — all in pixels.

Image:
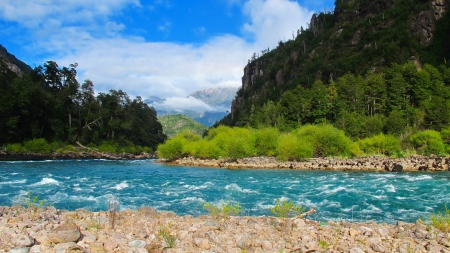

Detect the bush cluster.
[
  {"left": 4, "top": 139, "right": 153, "bottom": 155},
  {"left": 157, "top": 125, "right": 450, "bottom": 161}
]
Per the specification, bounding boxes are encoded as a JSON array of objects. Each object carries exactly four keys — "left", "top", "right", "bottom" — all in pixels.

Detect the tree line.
[{"left": 0, "top": 60, "right": 166, "bottom": 153}]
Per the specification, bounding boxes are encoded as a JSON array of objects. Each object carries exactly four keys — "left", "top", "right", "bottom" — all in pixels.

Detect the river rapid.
[{"left": 1, "top": 159, "right": 449, "bottom": 224}]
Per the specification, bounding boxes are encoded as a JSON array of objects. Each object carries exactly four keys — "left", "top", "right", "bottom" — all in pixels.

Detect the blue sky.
[{"left": 1, "top": 0, "right": 334, "bottom": 111}]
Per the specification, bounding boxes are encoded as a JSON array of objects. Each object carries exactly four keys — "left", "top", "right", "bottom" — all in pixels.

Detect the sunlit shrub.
[
  {"left": 409, "top": 130, "right": 444, "bottom": 155},
  {"left": 190, "top": 139, "right": 222, "bottom": 159},
  {"left": 5, "top": 143, "right": 25, "bottom": 153},
  {"left": 294, "top": 124, "right": 352, "bottom": 157},
  {"left": 98, "top": 142, "right": 118, "bottom": 153},
  {"left": 23, "top": 138, "right": 51, "bottom": 155},
  {"left": 357, "top": 134, "right": 401, "bottom": 155},
  {"left": 157, "top": 136, "right": 186, "bottom": 159},
  {"left": 276, "top": 133, "right": 313, "bottom": 161},
  {"left": 254, "top": 128, "right": 279, "bottom": 156}
]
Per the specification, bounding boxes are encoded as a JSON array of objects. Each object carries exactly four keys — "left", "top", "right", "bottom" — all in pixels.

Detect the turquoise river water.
[{"left": 1, "top": 159, "right": 449, "bottom": 224}]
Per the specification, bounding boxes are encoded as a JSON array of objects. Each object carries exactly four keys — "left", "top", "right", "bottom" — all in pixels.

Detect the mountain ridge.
[{"left": 219, "top": 0, "right": 450, "bottom": 129}]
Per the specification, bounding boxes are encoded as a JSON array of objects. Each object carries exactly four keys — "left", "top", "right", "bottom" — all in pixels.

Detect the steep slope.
[
  {"left": 158, "top": 114, "right": 207, "bottom": 138},
  {"left": 0, "top": 44, "right": 32, "bottom": 75},
  {"left": 220, "top": 0, "right": 450, "bottom": 129},
  {"left": 190, "top": 87, "right": 237, "bottom": 107}
]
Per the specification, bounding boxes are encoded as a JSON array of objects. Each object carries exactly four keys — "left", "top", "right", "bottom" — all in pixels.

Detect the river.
[{"left": 1, "top": 159, "right": 449, "bottom": 224}]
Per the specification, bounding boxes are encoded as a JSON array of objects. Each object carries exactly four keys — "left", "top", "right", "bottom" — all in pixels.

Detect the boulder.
[{"left": 48, "top": 223, "right": 81, "bottom": 244}]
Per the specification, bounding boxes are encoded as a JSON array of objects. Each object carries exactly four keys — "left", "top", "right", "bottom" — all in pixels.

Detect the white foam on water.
[
  {"left": 361, "top": 204, "right": 382, "bottom": 214},
  {"left": 405, "top": 175, "right": 433, "bottom": 182},
  {"left": 396, "top": 196, "right": 407, "bottom": 200},
  {"left": 79, "top": 178, "right": 88, "bottom": 182},
  {"left": 161, "top": 181, "right": 170, "bottom": 187},
  {"left": 183, "top": 182, "right": 213, "bottom": 191},
  {"left": 0, "top": 179, "right": 27, "bottom": 185},
  {"left": 224, "top": 183, "right": 258, "bottom": 194},
  {"left": 254, "top": 201, "right": 273, "bottom": 210},
  {"left": 32, "top": 178, "right": 59, "bottom": 186},
  {"left": 181, "top": 197, "right": 204, "bottom": 203},
  {"left": 319, "top": 199, "right": 341, "bottom": 208},
  {"left": 386, "top": 184, "right": 396, "bottom": 192},
  {"left": 113, "top": 181, "right": 129, "bottom": 190},
  {"left": 323, "top": 186, "right": 347, "bottom": 195},
  {"left": 70, "top": 195, "right": 97, "bottom": 202},
  {"left": 164, "top": 191, "right": 179, "bottom": 196}
]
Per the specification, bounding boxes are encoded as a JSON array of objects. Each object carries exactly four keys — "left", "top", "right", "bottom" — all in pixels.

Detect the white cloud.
[
  {"left": 156, "top": 97, "right": 215, "bottom": 112},
  {"left": 2, "top": 0, "right": 315, "bottom": 113},
  {"left": 243, "top": 0, "right": 314, "bottom": 48},
  {"left": 0, "top": 0, "right": 140, "bottom": 28}
]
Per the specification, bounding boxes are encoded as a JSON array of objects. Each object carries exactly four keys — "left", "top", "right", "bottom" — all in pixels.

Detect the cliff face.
[
  {"left": 225, "top": 0, "right": 450, "bottom": 126},
  {"left": 0, "top": 44, "right": 32, "bottom": 76}
]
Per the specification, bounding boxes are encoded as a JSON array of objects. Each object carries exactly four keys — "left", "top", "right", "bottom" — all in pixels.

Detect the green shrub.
[
  {"left": 98, "top": 142, "right": 118, "bottom": 153},
  {"left": 270, "top": 198, "right": 306, "bottom": 218},
  {"left": 276, "top": 133, "right": 313, "bottom": 161},
  {"left": 429, "top": 205, "right": 450, "bottom": 232},
  {"left": 23, "top": 138, "right": 51, "bottom": 155},
  {"left": 208, "top": 127, "right": 256, "bottom": 159},
  {"left": 203, "top": 201, "right": 244, "bottom": 219},
  {"left": 157, "top": 137, "right": 185, "bottom": 159},
  {"left": 294, "top": 124, "right": 352, "bottom": 157},
  {"left": 357, "top": 134, "right": 401, "bottom": 155},
  {"left": 410, "top": 130, "right": 445, "bottom": 155},
  {"left": 254, "top": 128, "right": 279, "bottom": 156},
  {"left": 190, "top": 139, "right": 222, "bottom": 159},
  {"left": 6, "top": 143, "right": 25, "bottom": 153}
]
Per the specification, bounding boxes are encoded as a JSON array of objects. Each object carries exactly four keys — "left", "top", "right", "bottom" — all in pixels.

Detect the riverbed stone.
[{"left": 48, "top": 223, "right": 81, "bottom": 244}]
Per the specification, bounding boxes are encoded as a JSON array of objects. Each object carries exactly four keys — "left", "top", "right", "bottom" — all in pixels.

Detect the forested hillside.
[
  {"left": 158, "top": 114, "right": 207, "bottom": 138},
  {"left": 0, "top": 59, "right": 166, "bottom": 152},
  {"left": 219, "top": 0, "right": 450, "bottom": 139}
]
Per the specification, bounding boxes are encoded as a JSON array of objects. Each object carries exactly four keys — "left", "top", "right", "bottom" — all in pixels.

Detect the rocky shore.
[
  {"left": 161, "top": 156, "right": 450, "bottom": 172},
  {"left": 0, "top": 151, "right": 155, "bottom": 161},
  {"left": 1, "top": 205, "right": 449, "bottom": 253}
]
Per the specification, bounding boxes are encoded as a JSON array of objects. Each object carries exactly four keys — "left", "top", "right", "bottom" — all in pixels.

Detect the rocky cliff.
[
  {"left": 224, "top": 0, "right": 450, "bottom": 126},
  {"left": 0, "top": 44, "right": 32, "bottom": 76}
]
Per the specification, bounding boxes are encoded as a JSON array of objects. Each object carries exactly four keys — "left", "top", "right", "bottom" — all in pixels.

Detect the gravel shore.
[
  {"left": 160, "top": 156, "right": 450, "bottom": 172},
  {"left": 1, "top": 205, "right": 449, "bottom": 253}
]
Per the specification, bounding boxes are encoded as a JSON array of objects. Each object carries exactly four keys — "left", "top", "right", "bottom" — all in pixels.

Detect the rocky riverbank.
[
  {"left": 0, "top": 151, "right": 155, "bottom": 161},
  {"left": 160, "top": 156, "right": 450, "bottom": 172},
  {"left": 1, "top": 205, "right": 449, "bottom": 253}
]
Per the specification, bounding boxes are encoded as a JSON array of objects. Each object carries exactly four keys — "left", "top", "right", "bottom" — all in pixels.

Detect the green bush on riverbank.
[
  {"left": 4, "top": 138, "right": 153, "bottom": 155},
  {"left": 157, "top": 125, "right": 450, "bottom": 161}
]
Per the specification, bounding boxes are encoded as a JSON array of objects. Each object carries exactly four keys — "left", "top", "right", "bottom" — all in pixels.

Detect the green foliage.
[
  {"left": 357, "top": 134, "right": 401, "bottom": 156},
  {"left": 294, "top": 124, "right": 352, "bottom": 157},
  {"left": 254, "top": 128, "right": 280, "bottom": 156},
  {"left": 23, "top": 138, "right": 51, "bottom": 155},
  {"left": 5, "top": 143, "right": 25, "bottom": 153},
  {"left": 0, "top": 60, "right": 166, "bottom": 151},
  {"left": 15, "top": 192, "right": 49, "bottom": 220},
  {"left": 157, "top": 136, "right": 186, "bottom": 159},
  {"left": 409, "top": 130, "right": 445, "bottom": 155},
  {"left": 98, "top": 142, "right": 118, "bottom": 153},
  {"left": 270, "top": 198, "right": 306, "bottom": 218},
  {"left": 158, "top": 225, "right": 177, "bottom": 248},
  {"left": 429, "top": 205, "right": 450, "bottom": 232},
  {"left": 203, "top": 201, "right": 244, "bottom": 219},
  {"left": 276, "top": 133, "right": 313, "bottom": 161},
  {"left": 158, "top": 114, "right": 206, "bottom": 138}
]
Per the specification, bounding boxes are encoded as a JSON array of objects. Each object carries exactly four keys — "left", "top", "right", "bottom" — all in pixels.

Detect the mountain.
[
  {"left": 0, "top": 44, "right": 32, "bottom": 76},
  {"left": 158, "top": 114, "right": 207, "bottom": 138},
  {"left": 190, "top": 87, "right": 237, "bottom": 107},
  {"left": 146, "top": 87, "right": 237, "bottom": 127},
  {"left": 219, "top": 0, "right": 450, "bottom": 133}
]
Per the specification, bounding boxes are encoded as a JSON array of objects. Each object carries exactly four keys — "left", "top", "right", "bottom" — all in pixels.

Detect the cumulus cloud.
[
  {"left": 1, "top": 0, "right": 315, "bottom": 112},
  {"left": 155, "top": 97, "right": 215, "bottom": 113},
  {"left": 243, "top": 0, "right": 314, "bottom": 48}
]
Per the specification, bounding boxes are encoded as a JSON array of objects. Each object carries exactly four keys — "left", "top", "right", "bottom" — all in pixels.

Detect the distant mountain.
[
  {"left": 146, "top": 87, "right": 237, "bottom": 127},
  {"left": 0, "top": 44, "right": 32, "bottom": 76},
  {"left": 158, "top": 114, "right": 207, "bottom": 138},
  {"left": 190, "top": 87, "right": 237, "bottom": 107},
  {"left": 143, "top": 96, "right": 164, "bottom": 105}
]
